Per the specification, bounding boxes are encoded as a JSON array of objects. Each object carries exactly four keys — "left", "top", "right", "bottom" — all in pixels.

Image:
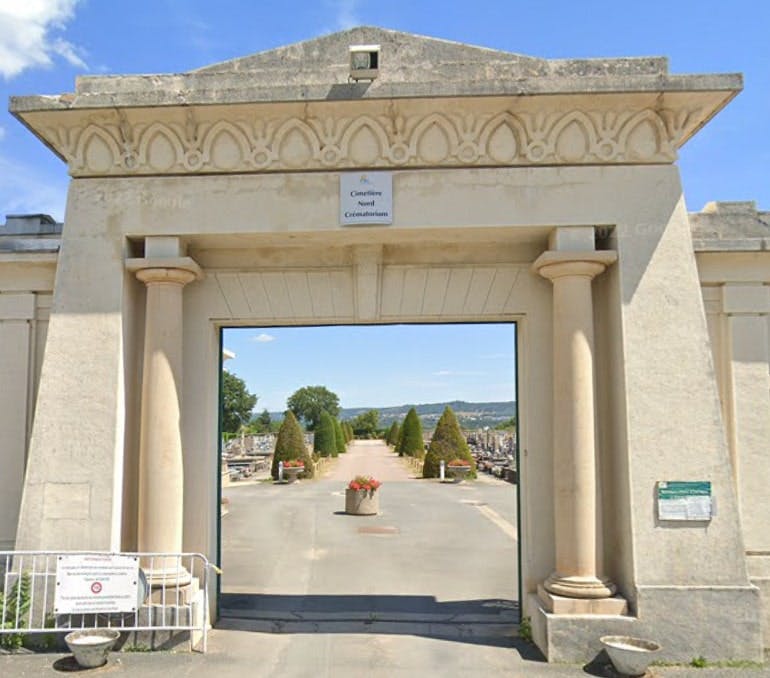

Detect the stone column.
[
  {"left": 533, "top": 250, "right": 617, "bottom": 602},
  {"left": 130, "top": 258, "right": 201, "bottom": 585}
]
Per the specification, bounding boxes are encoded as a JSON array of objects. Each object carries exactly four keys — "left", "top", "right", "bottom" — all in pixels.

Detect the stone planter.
[
  {"left": 345, "top": 488, "right": 379, "bottom": 515},
  {"left": 65, "top": 629, "right": 121, "bottom": 668},
  {"left": 447, "top": 465, "right": 471, "bottom": 482},
  {"left": 600, "top": 635, "right": 661, "bottom": 677},
  {"left": 283, "top": 466, "right": 304, "bottom": 483}
]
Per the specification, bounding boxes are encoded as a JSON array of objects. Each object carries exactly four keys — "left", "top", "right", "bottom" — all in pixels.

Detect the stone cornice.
[{"left": 14, "top": 91, "right": 732, "bottom": 177}]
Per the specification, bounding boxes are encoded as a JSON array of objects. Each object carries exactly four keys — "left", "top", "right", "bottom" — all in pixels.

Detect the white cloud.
[
  {"left": 252, "top": 333, "right": 276, "bottom": 343},
  {"left": 325, "top": 0, "right": 360, "bottom": 31},
  {"left": 0, "top": 1, "right": 87, "bottom": 79}
]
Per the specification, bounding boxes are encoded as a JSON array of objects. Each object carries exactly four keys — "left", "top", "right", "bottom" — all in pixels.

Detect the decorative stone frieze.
[{"left": 39, "top": 99, "right": 698, "bottom": 177}]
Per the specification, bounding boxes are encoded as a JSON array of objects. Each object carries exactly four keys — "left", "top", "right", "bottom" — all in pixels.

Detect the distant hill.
[
  {"left": 341, "top": 400, "right": 516, "bottom": 430},
  {"left": 268, "top": 400, "right": 516, "bottom": 430}
]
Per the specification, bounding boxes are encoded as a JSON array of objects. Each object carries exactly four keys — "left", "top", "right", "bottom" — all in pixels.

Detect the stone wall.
[
  {"left": 0, "top": 215, "right": 59, "bottom": 549},
  {"left": 694, "top": 201, "right": 770, "bottom": 644}
]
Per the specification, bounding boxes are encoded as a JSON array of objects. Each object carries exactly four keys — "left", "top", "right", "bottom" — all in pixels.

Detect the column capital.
[
  {"left": 532, "top": 250, "right": 617, "bottom": 281},
  {"left": 126, "top": 256, "right": 203, "bottom": 284}
]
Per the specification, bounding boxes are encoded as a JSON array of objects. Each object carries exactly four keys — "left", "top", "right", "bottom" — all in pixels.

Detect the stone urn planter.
[
  {"left": 447, "top": 464, "right": 471, "bottom": 482},
  {"left": 64, "top": 629, "right": 121, "bottom": 668},
  {"left": 600, "top": 635, "right": 661, "bottom": 677},
  {"left": 345, "top": 475, "right": 381, "bottom": 515},
  {"left": 281, "top": 461, "right": 304, "bottom": 483}
]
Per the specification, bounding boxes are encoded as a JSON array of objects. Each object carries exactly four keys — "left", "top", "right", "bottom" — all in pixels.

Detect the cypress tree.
[
  {"left": 423, "top": 406, "right": 475, "bottom": 478},
  {"left": 397, "top": 408, "right": 424, "bottom": 458},
  {"left": 386, "top": 421, "right": 400, "bottom": 446},
  {"left": 343, "top": 421, "right": 354, "bottom": 442},
  {"left": 334, "top": 418, "right": 346, "bottom": 455},
  {"left": 271, "top": 411, "right": 314, "bottom": 479},
  {"left": 314, "top": 411, "right": 337, "bottom": 457}
]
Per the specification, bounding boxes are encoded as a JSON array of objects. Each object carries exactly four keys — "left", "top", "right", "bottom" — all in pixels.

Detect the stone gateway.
[{"left": 2, "top": 27, "right": 769, "bottom": 663}]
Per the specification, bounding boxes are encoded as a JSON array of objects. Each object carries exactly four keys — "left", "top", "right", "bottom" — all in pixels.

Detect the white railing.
[{"left": 0, "top": 551, "right": 214, "bottom": 652}]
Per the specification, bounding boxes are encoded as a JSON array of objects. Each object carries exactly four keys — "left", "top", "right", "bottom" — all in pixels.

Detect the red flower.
[{"left": 348, "top": 475, "right": 382, "bottom": 491}]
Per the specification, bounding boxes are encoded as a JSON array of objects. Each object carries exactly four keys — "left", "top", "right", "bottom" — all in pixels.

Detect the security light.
[{"left": 349, "top": 44, "right": 380, "bottom": 81}]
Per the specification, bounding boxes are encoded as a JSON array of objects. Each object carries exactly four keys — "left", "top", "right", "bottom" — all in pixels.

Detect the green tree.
[
  {"left": 343, "top": 421, "right": 354, "bottom": 442},
  {"left": 313, "top": 411, "right": 337, "bottom": 457},
  {"left": 423, "top": 406, "right": 475, "bottom": 478},
  {"left": 256, "top": 409, "right": 272, "bottom": 431},
  {"left": 334, "top": 418, "right": 346, "bottom": 455},
  {"left": 221, "top": 370, "right": 258, "bottom": 435},
  {"left": 271, "top": 411, "right": 314, "bottom": 479},
  {"left": 386, "top": 421, "right": 400, "bottom": 446},
  {"left": 287, "top": 386, "right": 340, "bottom": 430},
  {"left": 351, "top": 409, "right": 380, "bottom": 438},
  {"left": 396, "top": 408, "right": 424, "bottom": 458},
  {"left": 495, "top": 416, "right": 517, "bottom": 431}
]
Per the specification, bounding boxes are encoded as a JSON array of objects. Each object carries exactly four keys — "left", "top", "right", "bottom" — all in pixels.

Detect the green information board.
[{"left": 657, "top": 481, "right": 712, "bottom": 521}]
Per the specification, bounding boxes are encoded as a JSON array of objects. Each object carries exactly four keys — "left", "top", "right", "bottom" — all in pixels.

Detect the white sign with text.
[
  {"left": 340, "top": 172, "right": 393, "bottom": 225},
  {"left": 55, "top": 554, "right": 140, "bottom": 614}
]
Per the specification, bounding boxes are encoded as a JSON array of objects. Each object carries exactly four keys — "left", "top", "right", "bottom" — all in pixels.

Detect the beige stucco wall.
[
  {"left": 0, "top": 259, "right": 55, "bottom": 549},
  {"left": 3, "top": 165, "right": 766, "bottom": 660},
  {"left": 698, "top": 250, "right": 770, "bottom": 644}
]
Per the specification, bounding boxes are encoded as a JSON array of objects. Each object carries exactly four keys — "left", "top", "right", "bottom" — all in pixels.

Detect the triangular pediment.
[
  {"left": 194, "top": 26, "right": 546, "bottom": 76},
  {"left": 190, "top": 25, "right": 664, "bottom": 85}
]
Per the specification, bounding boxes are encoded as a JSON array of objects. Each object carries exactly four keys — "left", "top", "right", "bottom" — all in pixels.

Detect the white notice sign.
[
  {"left": 55, "top": 554, "right": 140, "bottom": 614},
  {"left": 657, "top": 481, "right": 713, "bottom": 521},
  {"left": 340, "top": 172, "right": 393, "bottom": 225}
]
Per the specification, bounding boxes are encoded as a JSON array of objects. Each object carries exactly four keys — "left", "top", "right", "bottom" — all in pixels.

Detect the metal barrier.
[{"left": 0, "top": 551, "right": 214, "bottom": 652}]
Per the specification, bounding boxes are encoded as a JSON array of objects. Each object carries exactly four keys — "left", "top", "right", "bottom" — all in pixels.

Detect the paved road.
[
  {"left": 4, "top": 442, "right": 768, "bottom": 676},
  {"left": 322, "top": 439, "right": 415, "bottom": 482}
]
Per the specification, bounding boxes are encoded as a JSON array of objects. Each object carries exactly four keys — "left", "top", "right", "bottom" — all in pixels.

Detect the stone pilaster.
[{"left": 533, "top": 249, "right": 618, "bottom": 602}]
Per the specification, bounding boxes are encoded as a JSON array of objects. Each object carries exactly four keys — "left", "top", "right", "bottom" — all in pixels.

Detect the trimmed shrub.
[
  {"left": 343, "top": 421, "right": 355, "bottom": 441},
  {"left": 386, "top": 421, "right": 400, "bottom": 446},
  {"left": 334, "top": 418, "right": 346, "bottom": 455},
  {"left": 396, "top": 408, "right": 424, "bottom": 458},
  {"left": 314, "top": 411, "right": 337, "bottom": 457},
  {"left": 423, "top": 406, "right": 475, "bottom": 478},
  {"left": 271, "top": 411, "right": 314, "bottom": 479}
]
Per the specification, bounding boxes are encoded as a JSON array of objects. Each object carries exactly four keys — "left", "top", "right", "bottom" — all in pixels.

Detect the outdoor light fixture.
[{"left": 349, "top": 44, "right": 380, "bottom": 81}]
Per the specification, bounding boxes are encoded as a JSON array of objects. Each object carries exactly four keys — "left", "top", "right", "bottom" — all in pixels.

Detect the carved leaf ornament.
[{"left": 53, "top": 105, "right": 692, "bottom": 176}]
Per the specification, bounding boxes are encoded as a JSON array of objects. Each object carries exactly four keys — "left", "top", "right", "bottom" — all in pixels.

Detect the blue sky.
[
  {"left": 1, "top": 1, "right": 767, "bottom": 409},
  {"left": 224, "top": 324, "right": 517, "bottom": 412}
]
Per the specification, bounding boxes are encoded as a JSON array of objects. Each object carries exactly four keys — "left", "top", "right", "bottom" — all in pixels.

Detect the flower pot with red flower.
[
  {"left": 281, "top": 459, "right": 305, "bottom": 483},
  {"left": 345, "top": 475, "right": 381, "bottom": 515},
  {"left": 447, "top": 458, "right": 472, "bottom": 482}
]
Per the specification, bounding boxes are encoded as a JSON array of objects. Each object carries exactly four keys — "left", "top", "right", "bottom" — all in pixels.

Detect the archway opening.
[{"left": 216, "top": 322, "right": 520, "bottom": 643}]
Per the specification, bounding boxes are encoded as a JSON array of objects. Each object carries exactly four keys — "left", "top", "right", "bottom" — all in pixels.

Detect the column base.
[
  {"left": 538, "top": 584, "right": 627, "bottom": 615},
  {"left": 544, "top": 572, "right": 616, "bottom": 599},
  {"left": 143, "top": 560, "right": 192, "bottom": 588}
]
